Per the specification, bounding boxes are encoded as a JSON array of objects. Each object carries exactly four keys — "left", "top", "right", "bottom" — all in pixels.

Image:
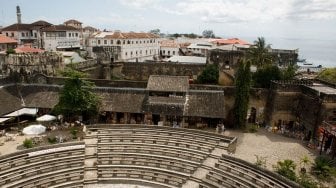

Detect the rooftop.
[
  {"left": 64, "top": 19, "right": 82, "bottom": 24},
  {"left": 211, "top": 38, "right": 250, "bottom": 45},
  {"left": 147, "top": 75, "right": 190, "bottom": 92},
  {"left": 41, "top": 25, "right": 79, "bottom": 32},
  {"left": 93, "top": 31, "right": 159, "bottom": 39},
  {"left": 0, "top": 35, "right": 17, "bottom": 44},
  {"left": 165, "top": 56, "right": 206, "bottom": 64}
]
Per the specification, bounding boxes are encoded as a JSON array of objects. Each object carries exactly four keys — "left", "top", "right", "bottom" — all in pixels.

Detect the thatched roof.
[
  {"left": 184, "top": 90, "right": 225, "bottom": 118},
  {"left": 147, "top": 75, "right": 189, "bottom": 92},
  {"left": 0, "top": 85, "right": 22, "bottom": 115}
]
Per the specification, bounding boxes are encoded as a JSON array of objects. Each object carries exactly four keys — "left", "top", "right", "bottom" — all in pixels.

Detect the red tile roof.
[
  {"left": 212, "top": 38, "right": 250, "bottom": 45},
  {"left": 160, "top": 40, "right": 179, "bottom": 48},
  {"left": 0, "top": 35, "right": 18, "bottom": 44},
  {"left": 15, "top": 45, "right": 44, "bottom": 53}
]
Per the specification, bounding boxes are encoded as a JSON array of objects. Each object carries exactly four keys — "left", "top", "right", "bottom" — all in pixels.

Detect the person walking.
[{"left": 221, "top": 123, "right": 226, "bottom": 135}]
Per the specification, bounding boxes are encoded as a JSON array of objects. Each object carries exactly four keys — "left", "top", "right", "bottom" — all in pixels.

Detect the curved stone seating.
[
  {"left": 92, "top": 125, "right": 237, "bottom": 187},
  {"left": 200, "top": 155, "right": 300, "bottom": 188},
  {"left": 0, "top": 142, "right": 85, "bottom": 188}
]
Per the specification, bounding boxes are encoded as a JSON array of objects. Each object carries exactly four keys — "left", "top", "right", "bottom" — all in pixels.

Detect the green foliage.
[
  {"left": 282, "top": 63, "right": 298, "bottom": 80},
  {"left": 247, "top": 37, "right": 273, "bottom": 67},
  {"left": 300, "top": 155, "right": 311, "bottom": 174},
  {"left": 60, "top": 67, "right": 87, "bottom": 78},
  {"left": 274, "top": 159, "right": 297, "bottom": 181},
  {"left": 53, "top": 68, "right": 100, "bottom": 121},
  {"left": 202, "top": 30, "right": 215, "bottom": 38},
  {"left": 311, "top": 156, "right": 336, "bottom": 181},
  {"left": 23, "top": 138, "right": 34, "bottom": 148},
  {"left": 317, "top": 68, "right": 336, "bottom": 84},
  {"left": 252, "top": 65, "right": 282, "bottom": 88},
  {"left": 197, "top": 64, "right": 219, "bottom": 84},
  {"left": 6, "top": 48, "right": 16, "bottom": 55},
  {"left": 247, "top": 124, "right": 258, "bottom": 133},
  {"left": 297, "top": 174, "right": 318, "bottom": 188},
  {"left": 233, "top": 60, "right": 251, "bottom": 129},
  {"left": 47, "top": 137, "right": 57, "bottom": 144},
  {"left": 255, "top": 155, "right": 267, "bottom": 168},
  {"left": 70, "top": 128, "right": 78, "bottom": 139}
]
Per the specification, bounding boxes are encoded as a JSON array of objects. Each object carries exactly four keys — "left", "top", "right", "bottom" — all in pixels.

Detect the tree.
[
  {"left": 247, "top": 37, "right": 273, "bottom": 67},
  {"left": 233, "top": 60, "right": 251, "bottom": 129},
  {"left": 197, "top": 64, "right": 219, "bottom": 84},
  {"left": 252, "top": 65, "right": 282, "bottom": 88},
  {"left": 282, "top": 63, "right": 298, "bottom": 80},
  {"left": 317, "top": 68, "right": 336, "bottom": 84},
  {"left": 53, "top": 68, "right": 100, "bottom": 121},
  {"left": 202, "top": 30, "right": 215, "bottom": 38},
  {"left": 149, "top": 29, "right": 160, "bottom": 35}
]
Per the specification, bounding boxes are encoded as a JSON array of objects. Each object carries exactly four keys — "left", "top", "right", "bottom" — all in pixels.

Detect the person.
[
  {"left": 221, "top": 123, "right": 225, "bottom": 134},
  {"left": 216, "top": 125, "right": 219, "bottom": 133}
]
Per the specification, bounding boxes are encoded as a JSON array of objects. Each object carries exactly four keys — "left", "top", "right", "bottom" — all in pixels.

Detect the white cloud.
[
  {"left": 163, "top": 0, "right": 336, "bottom": 23},
  {"left": 119, "top": 0, "right": 162, "bottom": 9}
]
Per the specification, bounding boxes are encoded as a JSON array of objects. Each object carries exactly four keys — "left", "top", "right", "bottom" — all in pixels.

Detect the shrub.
[
  {"left": 23, "top": 138, "right": 34, "bottom": 148},
  {"left": 274, "top": 159, "right": 297, "bottom": 181},
  {"left": 47, "top": 137, "right": 57, "bottom": 144},
  {"left": 297, "top": 174, "right": 318, "bottom": 188},
  {"left": 70, "top": 128, "right": 78, "bottom": 139},
  {"left": 311, "top": 156, "right": 336, "bottom": 181},
  {"left": 255, "top": 155, "right": 267, "bottom": 168}
]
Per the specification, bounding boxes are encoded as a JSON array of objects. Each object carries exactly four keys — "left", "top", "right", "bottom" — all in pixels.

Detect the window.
[
  {"left": 123, "top": 40, "right": 125, "bottom": 44},
  {"left": 131, "top": 51, "right": 133, "bottom": 55},
  {"left": 132, "top": 41, "right": 134, "bottom": 44},
  {"left": 125, "top": 52, "right": 127, "bottom": 56},
  {"left": 69, "top": 33, "right": 71, "bottom": 37},
  {"left": 104, "top": 40, "right": 107, "bottom": 45},
  {"left": 150, "top": 40, "right": 152, "bottom": 43},
  {"left": 111, "top": 40, "right": 113, "bottom": 44},
  {"left": 136, "top": 51, "right": 138, "bottom": 55},
  {"left": 146, "top": 50, "right": 147, "bottom": 55},
  {"left": 11, "top": 33, "right": 14, "bottom": 37},
  {"left": 117, "top": 40, "right": 121, "bottom": 45},
  {"left": 173, "top": 51, "right": 175, "bottom": 55},
  {"left": 168, "top": 51, "right": 170, "bottom": 55},
  {"left": 34, "top": 33, "right": 37, "bottom": 38},
  {"left": 75, "top": 33, "right": 78, "bottom": 37},
  {"left": 6, "top": 33, "right": 8, "bottom": 36},
  {"left": 136, "top": 41, "right": 138, "bottom": 44},
  {"left": 98, "top": 40, "right": 101, "bottom": 45},
  {"left": 127, "top": 40, "right": 130, "bottom": 44},
  {"left": 22, "top": 32, "right": 25, "bottom": 37}
]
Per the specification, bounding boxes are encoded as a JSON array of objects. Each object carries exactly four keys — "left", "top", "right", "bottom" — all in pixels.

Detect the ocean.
[{"left": 243, "top": 36, "right": 336, "bottom": 68}]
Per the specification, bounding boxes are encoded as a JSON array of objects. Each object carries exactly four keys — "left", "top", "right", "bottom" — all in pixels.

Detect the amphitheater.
[{"left": 0, "top": 124, "right": 300, "bottom": 188}]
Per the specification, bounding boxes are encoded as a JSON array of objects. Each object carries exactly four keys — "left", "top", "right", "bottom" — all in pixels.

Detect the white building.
[
  {"left": 41, "top": 25, "right": 81, "bottom": 51},
  {"left": 89, "top": 31, "right": 160, "bottom": 62},
  {"left": 160, "top": 40, "right": 180, "bottom": 58},
  {"left": 187, "top": 41, "right": 214, "bottom": 56}
]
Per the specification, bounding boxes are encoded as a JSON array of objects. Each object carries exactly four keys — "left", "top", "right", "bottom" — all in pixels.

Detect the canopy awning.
[
  {"left": 22, "top": 124, "right": 46, "bottom": 135},
  {"left": 36, "top": 114, "right": 56, "bottom": 122},
  {"left": 4, "top": 108, "right": 38, "bottom": 117},
  {"left": 0, "top": 117, "right": 12, "bottom": 124}
]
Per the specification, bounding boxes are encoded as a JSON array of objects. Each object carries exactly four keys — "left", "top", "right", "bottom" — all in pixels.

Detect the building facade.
[
  {"left": 89, "top": 31, "right": 160, "bottom": 62},
  {"left": 41, "top": 25, "right": 81, "bottom": 51}
]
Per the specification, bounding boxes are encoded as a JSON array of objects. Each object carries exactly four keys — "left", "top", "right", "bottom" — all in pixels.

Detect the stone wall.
[
  {"left": 0, "top": 53, "right": 63, "bottom": 82},
  {"left": 119, "top": 62, "right": 205, "bottom": 81}
]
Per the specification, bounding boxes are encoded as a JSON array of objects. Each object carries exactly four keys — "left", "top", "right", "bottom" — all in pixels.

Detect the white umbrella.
[
  {"left": 36, "top": 114, "right": 57, "bottom": 122},
  {"left": 22, "top": 124, "right": 46, "bottom": 135}
]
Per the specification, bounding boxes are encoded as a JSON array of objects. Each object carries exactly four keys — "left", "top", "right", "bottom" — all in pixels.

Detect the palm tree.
[{"left": 247, "top": 37, "right": 273, "bottom": 67}]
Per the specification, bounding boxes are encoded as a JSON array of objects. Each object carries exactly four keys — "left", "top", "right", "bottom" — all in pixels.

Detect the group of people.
[{"left": 216, "top": 123, "right": 226, "bottom": 134}]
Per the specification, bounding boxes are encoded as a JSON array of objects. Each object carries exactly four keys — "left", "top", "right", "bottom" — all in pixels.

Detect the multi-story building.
[
  {"left": 160, "top": 40, "right": 180, "bottom": 58},
  {"left": 41, "top": 25, "right": 81, "bottom": 51},
  {"left": 64, "top": 19, "right": 82, "bottom": 30},
  {"left": 89, "top": 31, "right": 160, "bottom": 62}
]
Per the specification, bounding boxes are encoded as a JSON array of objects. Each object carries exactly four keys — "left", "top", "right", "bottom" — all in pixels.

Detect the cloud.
[
  {"left": 119, "top": 0, "right": 162, "bottom": 9},
  {"left": 162, "top": 0, "right": 336, "bottom": 23}
]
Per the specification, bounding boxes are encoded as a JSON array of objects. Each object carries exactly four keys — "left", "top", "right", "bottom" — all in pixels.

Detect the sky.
[{"left": 1, "top": 0, "right": 335, "bottom": 40}]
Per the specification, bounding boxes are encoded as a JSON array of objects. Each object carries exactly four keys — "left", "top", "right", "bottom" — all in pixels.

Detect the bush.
[
  {"left": 23, "top": 138, "right": 34, "bottom": 148},
  {"left": 252, "top": 65, "right": 282, "bottom": 88},
  {"left": 255, "top": 155, "right": 267, "bottom": 168},
  {"left": 297, "top": 174, "right": 318, "bottom": 188},
  {"left": 197, "top": 64, "right": 219, "bottom": 84},
  {"left": 247, "top": 124, "right": 258, "bottom": 133},
  {"left": 47, "top": 137, "right": 57, "bottom": 144},
  {"left": 311, "top": 156, "right": 336, "bottom": 181},
  {"left": 70, "top": 128, "right": 78, "bottom": 139},
  {"left": 274, "top": 159, "right": 297, "bottom": 181}
]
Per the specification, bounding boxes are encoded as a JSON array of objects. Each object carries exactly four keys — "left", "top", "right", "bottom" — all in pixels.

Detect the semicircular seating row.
[{"left": 0, "top": 142, "right": 85, "bottom": 188}]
